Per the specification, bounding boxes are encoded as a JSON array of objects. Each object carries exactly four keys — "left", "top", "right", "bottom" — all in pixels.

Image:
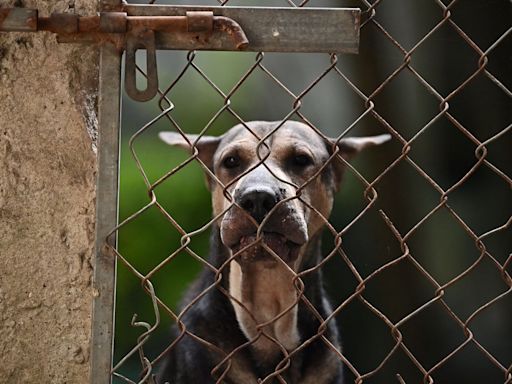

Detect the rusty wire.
[{"left": 110, "top": 0, "right": 511, "bottom": 383}]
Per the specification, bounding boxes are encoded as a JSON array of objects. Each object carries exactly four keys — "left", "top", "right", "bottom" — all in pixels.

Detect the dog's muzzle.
[{"left": 220, "top": 167, "right": 308, "bottom": 265}]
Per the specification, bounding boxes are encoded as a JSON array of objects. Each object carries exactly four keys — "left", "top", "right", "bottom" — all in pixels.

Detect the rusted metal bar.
[
  {"left": 1, "top": 6, "right": 359, "bottom": 53},
  {"left": 38, "top": 12, "right": 79, "bottom": 34},
  {"left": 0, "top": 8, "right": 249, "bottom": 51}
]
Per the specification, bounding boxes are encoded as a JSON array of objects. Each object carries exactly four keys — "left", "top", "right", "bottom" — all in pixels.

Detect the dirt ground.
[{"left": 0, "top": 1, "right": 99, "bottom": 382}]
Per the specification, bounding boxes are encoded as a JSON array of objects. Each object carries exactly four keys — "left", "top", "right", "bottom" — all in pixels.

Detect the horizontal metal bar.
[{"left": 123, "top": 5, "right": 360, "bottom": 53}]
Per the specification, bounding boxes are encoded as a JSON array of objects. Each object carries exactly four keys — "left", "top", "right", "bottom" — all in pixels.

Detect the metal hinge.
[{"left": 0, "top": 5, "right": 360, "bottom": 102}]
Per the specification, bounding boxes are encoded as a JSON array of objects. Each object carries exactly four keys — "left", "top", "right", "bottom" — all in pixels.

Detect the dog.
[{"left": 156, "top": 120, "right": 390, "bottom": 383}]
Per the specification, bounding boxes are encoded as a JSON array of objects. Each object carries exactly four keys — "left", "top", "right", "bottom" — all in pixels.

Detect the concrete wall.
[{"left": 0, "top": 1, "right": 98, "bottom": 382}]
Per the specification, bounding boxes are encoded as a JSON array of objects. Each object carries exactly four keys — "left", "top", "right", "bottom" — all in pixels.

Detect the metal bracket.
[
  {"left": 125, "top": 29, "right": 158, "bottom": 102},
  {"left": 0, "top": 5, "right": 360, "bottom": 101}
]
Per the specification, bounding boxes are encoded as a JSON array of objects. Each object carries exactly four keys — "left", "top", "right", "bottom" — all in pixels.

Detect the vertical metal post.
[{"left": 90, "top": 43, "right": 122, "bottom": 384}]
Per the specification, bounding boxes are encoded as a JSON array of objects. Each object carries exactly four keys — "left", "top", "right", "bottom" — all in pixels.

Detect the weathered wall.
[{"left": 0, "top": 1, "right": 98, "bottom": 383}]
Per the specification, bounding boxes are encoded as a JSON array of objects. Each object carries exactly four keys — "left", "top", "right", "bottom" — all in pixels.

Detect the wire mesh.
[{"left": 110, "top": 1, "right": 511, "bottom": 383}]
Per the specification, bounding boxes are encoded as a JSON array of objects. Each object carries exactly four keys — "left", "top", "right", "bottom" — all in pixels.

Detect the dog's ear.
[
  {"left": 329, "top": 134, "right": 391, "bottom": 191},
  {"left": 159, "top": 132, "right": 222, "bottom": 189}
]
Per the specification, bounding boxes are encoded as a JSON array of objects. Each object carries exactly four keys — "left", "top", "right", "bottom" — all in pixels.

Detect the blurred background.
[{"left": 114, "top": 0, "right": 511, "bottom": 382}]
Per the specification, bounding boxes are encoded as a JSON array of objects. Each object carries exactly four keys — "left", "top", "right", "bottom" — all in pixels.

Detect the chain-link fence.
[{"left": 109, "top": 0, "right": 511, "bottom": 383}]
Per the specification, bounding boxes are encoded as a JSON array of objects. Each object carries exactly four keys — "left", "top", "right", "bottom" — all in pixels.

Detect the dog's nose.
[{"left": 239, "top": 188, "right": 278, "bottom": 223}]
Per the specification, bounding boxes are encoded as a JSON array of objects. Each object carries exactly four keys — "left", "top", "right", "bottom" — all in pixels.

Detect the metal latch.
[
  {"left": 0, "top": 5, "right": 361, "bottom": 102},
  {"left": 0, "top": 8, "right": 248, "bottom": 101}
]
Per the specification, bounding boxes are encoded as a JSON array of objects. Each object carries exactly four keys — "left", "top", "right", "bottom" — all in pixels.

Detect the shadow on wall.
[{"left": 114, "top": 0, "right": 512, "bottom": 382}]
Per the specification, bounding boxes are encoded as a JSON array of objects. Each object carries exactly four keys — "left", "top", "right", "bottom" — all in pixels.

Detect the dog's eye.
[
  {"left": 223, "top": 155, "right": 240, "bottom": 169},
  {"left": 292, "top": 154, "right": 313, "bottom": 167}
]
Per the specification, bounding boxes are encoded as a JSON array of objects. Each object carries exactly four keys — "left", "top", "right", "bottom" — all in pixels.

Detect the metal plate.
[{"left": 124, "top": 5, "right": 360, "bottom": 53}]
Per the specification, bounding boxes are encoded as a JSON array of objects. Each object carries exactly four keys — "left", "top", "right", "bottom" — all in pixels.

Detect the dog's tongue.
[{"left": 236, "top": 233, "right": 298, "bottom": 265}]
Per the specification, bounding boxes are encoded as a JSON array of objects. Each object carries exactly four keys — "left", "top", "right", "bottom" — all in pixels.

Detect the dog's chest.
[{"left": 228, "top": 260, "right": 301, "bottom": 359}]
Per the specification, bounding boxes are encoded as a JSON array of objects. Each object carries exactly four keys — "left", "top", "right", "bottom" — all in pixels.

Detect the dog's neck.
[{"left": 207, "top": 225, "right": 325, "bottom": 363}]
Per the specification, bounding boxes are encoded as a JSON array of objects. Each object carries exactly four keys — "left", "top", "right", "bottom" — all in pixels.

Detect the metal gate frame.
[
  {"left": 89, "top": 1, "right": 361, "bottom": 382},
  {"left": 91, "top": 36, "right": 122, "bottom": 384},
  {"left": 90, "top": 3, "right": 122, "bottom": 384}
]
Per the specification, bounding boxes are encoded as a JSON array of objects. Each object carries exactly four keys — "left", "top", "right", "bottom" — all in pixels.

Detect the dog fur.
[{"left": 156, "top": 121, "right": 390, "bottom": 383}]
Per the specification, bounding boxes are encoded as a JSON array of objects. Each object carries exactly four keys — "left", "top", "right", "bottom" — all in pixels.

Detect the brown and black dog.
[{"left": 157, "top": 121, "right": 390, "bottom": 383}]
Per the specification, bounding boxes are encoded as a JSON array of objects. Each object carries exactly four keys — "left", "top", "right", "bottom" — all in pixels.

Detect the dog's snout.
[{"left": 239, "top": 188, "right": 279, "bottom": 223}]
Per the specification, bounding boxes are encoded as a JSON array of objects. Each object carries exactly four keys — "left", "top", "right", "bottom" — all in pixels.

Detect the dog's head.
[{"left": 160, "top": 121, "right": 390, "bottom": 268}]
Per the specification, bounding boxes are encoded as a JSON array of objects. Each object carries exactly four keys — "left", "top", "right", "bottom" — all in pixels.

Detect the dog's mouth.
[{"left": 230, "top": 232, "right": 302, "bottom": 265}]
